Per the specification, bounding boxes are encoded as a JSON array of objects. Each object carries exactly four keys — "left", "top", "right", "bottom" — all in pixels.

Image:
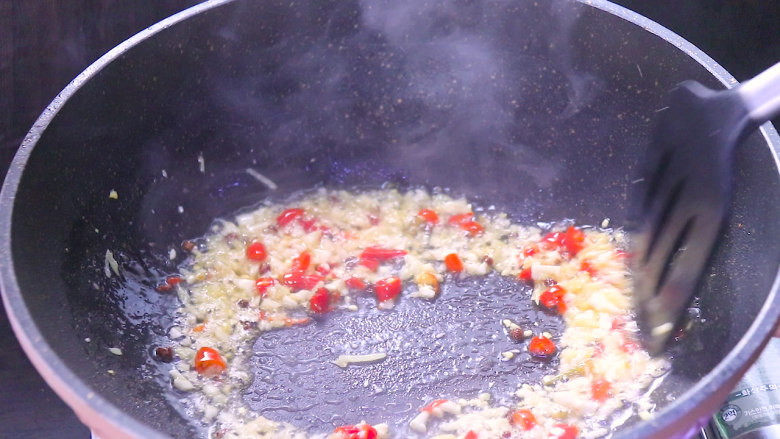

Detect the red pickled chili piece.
[
  {"left": 464, "top": 431, "right": 478, "bottom": 439},
  {"left": 359, "top": 257, "right": 380, "bottom": 272},
  {"left": 421, "top": 399, "right": 449, "bottom": 413},
  {"left": 291, "top": 251, "right": 311, "bottom": 271},
  {"left": 360, "top": 247, "right": 408, "bottom": 261},
  {"left": 375, "top": 276, "right": 402, "bottom": 302},
  {"left": 539, "top": 285, "right": 567, "bottom": 310},
  {"left": 444, "top": 253, "right": 464, "bottom": 273},
  {"left": 277, "top": 208, "right": 304, "bottom": 227},
  {"left": 156, "top": 275, "right": 184, "bottom": 292},
  {"left": 417, "top": 208, "right": 439, "bottom": 224},
  {"left": 563, "top": 226, "right": 586, "bottom": 256},
  {"left": 309, "top": 287, "right": 330, "bottom": 313},
  {"left": 300, "top": 217, "right": 318, "bottom": 232},
  {"left": 345, "top": 277, "right": 367, "bottom": 290},
  {"left": 580, "top": 260, "right": 597, "bottom": 277},
  {"left": 448, "top": 212, "right": 473, "bottom": 225},
  {"left": 518, "top": 267, "right": 533, "bottom": 283},
  {"left": 194, "top": 347, "right": 226, "bottom": 377},
  {"left": 246, "top": 241, "right": 267, "bottom": 261},
  {"left": 541, "top": 231, "right": 564, "bottom": 250},
  {"left": 255, "top": 277, "right": 275, "bottom": 296},
  {"left": 332, "top": 424, "right": 378, "bottom": 439},
  {"left": 511, "top": 409, "right": 537, "bottom": 431},
  {"left": 461, "top": 221, "right": 484, "bottom": 236},
  {"left": 540, "top": 226, "right": 585, "bottom": 257},
  {"left": 281, "top": 271, "right": 324, "bottom": 290},
  {"left": 547, "top": 424, "right": 578, "bottom": 439},
  {"left": 315, "top": 263, "right": 333, "bottom": 277},
  {"left": 591, "top": 377, "right": 612, "bottom": 402},
  {"left": 528, "top": 335, "right": 556, "bottom": 358},
  {"left": 621, "top": 338, "right": 640, "bottom": 353}
]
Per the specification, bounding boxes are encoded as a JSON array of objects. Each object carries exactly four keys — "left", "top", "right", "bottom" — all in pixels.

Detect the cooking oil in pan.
[{"left": 244, "top": 272, "right": 563, "bottom": 434}]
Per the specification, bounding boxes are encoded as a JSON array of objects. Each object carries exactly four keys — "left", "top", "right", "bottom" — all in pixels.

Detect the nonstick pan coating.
[{"left": 1, "top": 0, "right": 779, "bottom": 438}]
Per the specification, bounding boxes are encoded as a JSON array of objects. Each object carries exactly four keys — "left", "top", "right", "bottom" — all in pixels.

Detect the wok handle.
[{"left": 739, "top": 61, "right": 780, "bottom": 123}]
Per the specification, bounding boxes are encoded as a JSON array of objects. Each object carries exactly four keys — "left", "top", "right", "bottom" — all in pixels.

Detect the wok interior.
[{"left": 7, "top": 0, "right": 780, "bottom": 437}]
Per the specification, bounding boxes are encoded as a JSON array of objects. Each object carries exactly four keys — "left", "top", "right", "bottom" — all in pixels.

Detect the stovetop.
[{"left": 0, "top": 0, "right": 776, "bottom": 438}]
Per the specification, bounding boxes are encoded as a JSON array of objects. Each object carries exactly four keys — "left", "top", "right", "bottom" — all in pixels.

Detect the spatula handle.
[{"left": 739, "top": 61, "right": 780, "bottom": 123}]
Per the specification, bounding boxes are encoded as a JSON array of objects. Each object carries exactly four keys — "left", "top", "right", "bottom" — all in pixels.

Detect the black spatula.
[{"left": 631, "top": 62, "right": 780, "bottom": 355}]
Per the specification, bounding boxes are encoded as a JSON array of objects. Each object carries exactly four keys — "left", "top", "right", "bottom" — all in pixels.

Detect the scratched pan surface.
[{"left": 1, "top": 0, "right": 779, "bottom": 438}]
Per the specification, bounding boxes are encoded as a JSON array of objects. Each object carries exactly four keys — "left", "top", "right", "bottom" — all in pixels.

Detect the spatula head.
[{"left": 630, "top": 80, "right": 751, "bottom": 355}]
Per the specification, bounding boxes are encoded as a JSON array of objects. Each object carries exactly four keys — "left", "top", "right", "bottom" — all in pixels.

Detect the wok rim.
[{"left": 1, "top": 0, "right": 778, "bottom": 438}]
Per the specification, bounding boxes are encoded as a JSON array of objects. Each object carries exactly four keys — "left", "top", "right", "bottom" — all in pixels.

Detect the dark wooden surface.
[{"left": 0, "top": 1, "right": 777, "bottom": 438}]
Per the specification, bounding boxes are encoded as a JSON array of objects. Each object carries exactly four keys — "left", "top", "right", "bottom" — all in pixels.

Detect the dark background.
[{"left": 0, "top": 0, "right": 777, "bottom": 437}]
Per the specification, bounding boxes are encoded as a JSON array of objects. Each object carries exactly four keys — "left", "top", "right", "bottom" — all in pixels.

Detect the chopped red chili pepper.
[
  {"left": 359, "top": 257, "right": 380, "bottom": 272},
  {"left": 345, "top": 277, "right": 367, "bottom": 290},
  {"left": 332, "top": 424, "right": 378, "bottom": 439},
  {"left": 156, "top": 275, "right": 184, "bottom": 292},
  {"left": 465, "top": 431, "right": 478, "bottom": 439},
  {"left": 315, "top": 263, "right": 333, "bottom": 277},
  {"left": 621, "top": 338, "right": 640, "bottom": 353},
  {"left": 246, "top": 241, "right": 267, "bottom": 261},
  {"left": 360, "top": 247, "right": 408, "bottom": 261},
  {"left": 591, "top": 377, "right": 612, "bottom": 402},
  {"left": 461, "top": 220, "right": 484, "bottom": 236},
  {"left": 539, "top": 285, "right": 566, "bottom": 309},
  {"left": 281, "top": 271, "right": 324, "bottom": 291},
  {"left": 523, "top": 246, "right": 538, "bottom": 258},
  {"left": 548, "top": 424, "right": 578, "bottom": 439},
  {"left": 510, "top": 409, "right": 536, "bottom": 431},
  {"left": 444, "top": 253, "right": 464, "bottom": 273},
  {"left": 309, "top": 287, "right": 330, "bottom": 313},
  {"left": 518, "top": 267, "right": 533, "bottom": 283},
  {"left": 375, "top": 276, "right": 402, "bottom": 302},
  {"left": 277, "top": 208, "right": 304, "bottom": 227},
  {"left": 541, "top": 231, "right": 564, "bottom": 250},
  {"left": 563, "top": 226, "right": 586, "bottom": 256},
  {"left": 528, "top": 335, "right": 556, "bottom": 358},
  {"left": 540, "top": 227, "right": 585, "bottom": 257},
  {"left": 300, "top": 217, "right": 318, "bottom": 232},
  {"left": 194, "top": 347, "right": 226, "bottom": 377},
  {"left": 417, "top": 208, "right": 439, "bottom": 224},
  {"left": 291, "top": 251, "right": 311, "bottom": 271},
  {"left": 448, "top": 212, "right": 473, "bottom": 225},
  {"left": 580, "top": 260, "right": 597, "bottom": 277},
  {"left": 255, "top": 277, "right": 275, "bottom": 296},
  {"left": 610, "top": 316, "right": 626, "bottom": 330},
  {"left": 421, "top": 399, "right": 449, "bottom": 413}
]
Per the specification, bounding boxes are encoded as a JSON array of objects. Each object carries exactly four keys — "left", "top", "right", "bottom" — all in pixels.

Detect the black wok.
[{"left": 1, "top": 0, "right": 779, "bottom": 438}]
